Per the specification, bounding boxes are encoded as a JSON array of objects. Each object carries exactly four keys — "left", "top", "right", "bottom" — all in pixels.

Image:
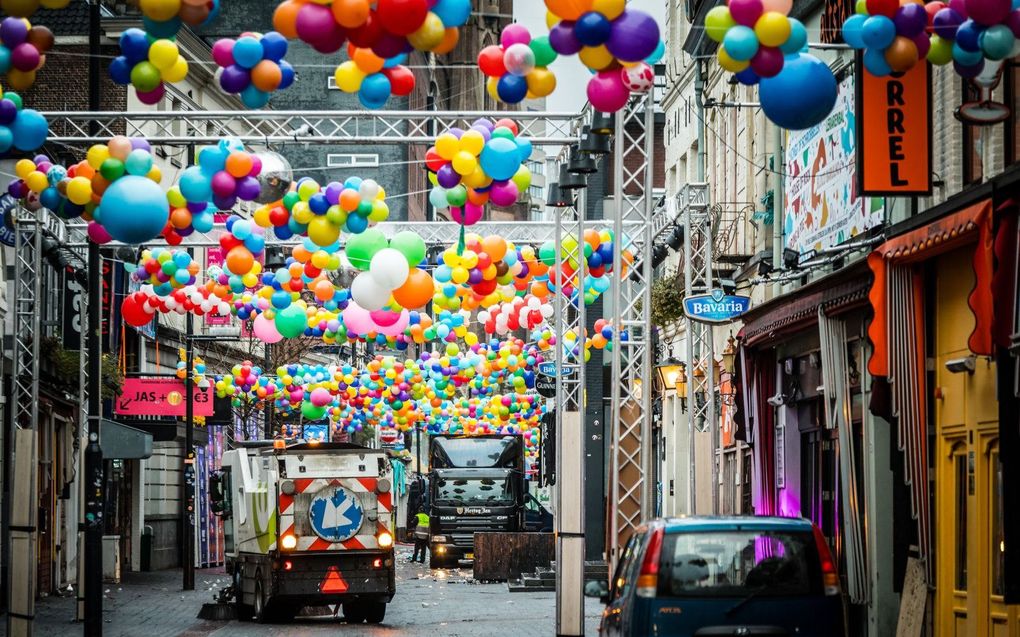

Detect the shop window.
[
  {"left": 992, "top": 448, "right": 1004, "bottom": 597},
  {"left": 955, "top": 450, "right": 968, "bottom": 591}
]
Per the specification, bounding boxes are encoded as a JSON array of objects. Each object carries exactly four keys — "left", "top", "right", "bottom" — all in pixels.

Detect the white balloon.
[
  {"left": 369, "top": 248, "right": 411, "bottom": 289},
  {"left": 165, "top": 297, "right": 178, "bottom": 310},
  {"left": 351, "top": 271, "right": 391, "bottom": 311},
  {"left": 540, "top": 304, "right": 554, "bottom": 318},
  {"left": 218, "top": 302, "right": 230, "bottom": 315},
  {"left": 359, "top": 179, "right": 380, "bottom": 200}
]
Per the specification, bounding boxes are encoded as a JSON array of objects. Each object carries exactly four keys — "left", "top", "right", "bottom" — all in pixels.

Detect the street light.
[
  {"left": 675, "top": 362, "right": 688, "bottom": 413},
  {"left": 655, "top": 355, "right": 684, "bottom": 393},
  {"left": 720, "top": 335, "right": 737, "bottom": 375}
]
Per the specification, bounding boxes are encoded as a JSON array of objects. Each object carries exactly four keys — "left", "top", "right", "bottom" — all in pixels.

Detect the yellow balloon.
[
  {"left": 452, "top": 150, "right": 478, "bottom": 176},
  {"left": 253, "top": 205, "right": 271, "bottom": 227},
  {"left": 14, "top": 158, "right": 34, "bottom": 179},
  {"left": 754, "top": 12, "right": 792, "bottom": 48},
  {"left": 579, "top": 45, "right": 614, "bottom": 71},
  {"left": 146, "top": 165, "right": 162, "bottom": 183},
  {"left": 435, "top": 132, "right": 460, "bottom": 161},
  {"left": 139, "top": 0, "right": 180, "bottom": 22},
  {"left": 486, "top": 76, "right": 500, "bottom": 102},
  {"left": 368, "top": 199, "right": 388, "bottom": 221},
  {"left": 717, "top": 48, "right": 749, "bottom": 73},
  {"left": 591, "top": 0, "right": 624, "bottom": 19},
  {"left": 292, "top": 200, "right": 313, "bottom": 224},
  {"left": 462, "top": 166, "right": 492, "bottom": 189},
  {"left": 161, "top": 56, "right": 189, "bottom": 83},
  {"left": 526, "top": 68, "right": 556, "bottom": 97},
  {"left": 66, "top": 176, "right": 92, "bottom": 205},
  {"left": 148, "top": 39, "right": 180, "bottom": 71},
  {"left": 86, "top": 144, "right": 110, "bottom": 170},
  {"left": 545, "top": 11, "right": 559, "bottom": 29},
  {"left": 408, "top": 12, "right": 445, "bottom": 51},
  {"left": 25, "top": 170, "right": 48, "bottom": 193},
  {"left": 459, "top": 129, "right": 485, "bottom": 156},
  {"left": 334, "top": 61, "right": 366, "bottom": 93}
]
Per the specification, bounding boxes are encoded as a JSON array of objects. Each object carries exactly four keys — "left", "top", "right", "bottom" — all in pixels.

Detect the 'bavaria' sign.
[{"left": 683, "top": 289, "right": 751, "bottom": 324}]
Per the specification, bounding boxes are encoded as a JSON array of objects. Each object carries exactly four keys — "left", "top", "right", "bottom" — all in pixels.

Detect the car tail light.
[
  {"left": 283, "top": 560, "right": 293, "bottom": 571},
  {"left": 373, "top": 558, "right": 383, "bottom": 568},
  {"left": 812, "top": 526, "right": 841, "bottom": 596},
  {"left": 635, "top": 527, "right": 664, "bottom": 598},
  {"left": 377, "top": 531, "right": 393, "bottom": 548}
]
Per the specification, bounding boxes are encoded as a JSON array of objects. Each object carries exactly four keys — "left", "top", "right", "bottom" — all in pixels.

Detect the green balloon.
[
  {"left": 704, "top": 6, "right": 736, "bottom": 44},
  {"left": 282, "top": 191, "right": 301, "bottom": 209},
  {"left": 491, "top": 126, "right": 515, "bottom": 141},
  {"left": 390, "top": 230, "right": 427, "bottom": 266},
  {"left": 529, "top": 35, "right": 558, "bottom": 67},
  {"left": 927, "top": 35, "right": 954, "bottom": 66},
  {"left": 4, "top": 91, "right": 21, "bottom": 110},
  {"left": 301, "top": 401, "right": 327, "bottom": 421},
  {"left": 345, "top": 227, "right": 388, "bottom": 270},
  {"left": 445, "top": 185, "right": 467, "bottom": 207},
  {"left": 539, "top": 240, "right": 556, "bottom": 267},
  {"left": 100, "top": 158, "right": 125, "bottom": 181},
  {"left": 130, "top": 61, "right": 162, "bottom": 92},
  {"left": 275, "top": 304, "right": 307, "bottom": 339}
]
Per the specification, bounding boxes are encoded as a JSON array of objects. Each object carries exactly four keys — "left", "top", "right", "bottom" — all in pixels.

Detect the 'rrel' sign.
[{"left": 115, "top": 377, "right": 214, "bottom": 417}]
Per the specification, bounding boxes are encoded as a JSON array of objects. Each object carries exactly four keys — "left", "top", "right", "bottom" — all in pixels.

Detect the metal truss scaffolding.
[
  {"left": 608, "top": 94, "right": 656, "bottom": 570},
  {"left": 12, "top": 208, "right": 44, "bottom": 431},
  {"left": 680, "top": 183, "right": 716, "bottom": 512}
]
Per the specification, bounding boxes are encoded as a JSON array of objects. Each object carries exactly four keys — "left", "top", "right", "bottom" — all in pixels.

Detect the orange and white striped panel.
[{"left": 278, "top": 477, "right": 392, "bottom": 552}]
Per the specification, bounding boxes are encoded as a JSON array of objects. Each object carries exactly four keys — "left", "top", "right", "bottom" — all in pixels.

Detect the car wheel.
[
  {"left": 253, "top": 575, "right": 268, "bottom": 623},
  {"left": 365, "top": 601, "right": 386, "bottom": 624},
  {"left": 233, "top": 568, "right": 253, "bottom": 621},
  {"left": 342, "top": 602, "right": 366, "bottom": 624}
]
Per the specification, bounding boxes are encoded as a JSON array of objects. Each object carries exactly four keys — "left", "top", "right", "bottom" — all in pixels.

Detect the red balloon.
[
  {"left": 383, "top": 65, "right": 415, "bottom": 96},
  {"left": 478, "top": 45, "right": 506, "bottom": 77},
  {"left": 425, "top": 148, "right": 447, "bottom": 172},
  {"left": 122, "top": 296, "right": 153, "bottom": 327},
  {"left": 220, "top": 234, "right": 243, "bottom": 251},
  {"left": 865, "top": 0, "right": 898, "bottom": 18},
  {"left": 371, "top": 31, "right": 409, "bottom": 58},
  {"left": 376, "top": 0, "right": 428, "bottom": 36},
  {"left": 348, "top": 11, "right": 384, "bottom": 47},
  {"left": 269, "top": 205, "right": 289, "bottom": 226}
]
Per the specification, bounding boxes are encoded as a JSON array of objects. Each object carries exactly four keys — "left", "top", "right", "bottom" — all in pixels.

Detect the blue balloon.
[
  {"left": 735, "top": 68, "right": 760, "bottom": 85},
  {"left": 980, "top": 24, "right": 1015, "bottom": 61},
  {"left": 480, "top": 137, "right": 522, "bottom": 181},
  {"left": 10, "top": 109, "right": 48, "bottom": 152},
  {"left": 723, "top": 25, "right": 759, "bottom": 62},
  {"left": 233, "top": 36, "right": 264, "bottom": 69},
  {"left": 345, "top": 212, "right": 369, "bottom": 234},
  {"left": 759, "top": 54, "right": 838, "bottom": 131},
  {"left": 198, "top": 146, "right": 227, "bottom": 173},
  {"left": 863, "top": 47, "right": 892, "bottom": 76},
  {"left": 515, "top": 136, "right": 533, "bottom": 163},
  {"left": 179, "top": 166, "right": 212, "bottom": 202},
  {"left": 245, "top": 234, "right": 265, "bottom": 254},
  {"left": 783, "top": 18, "right": 809, "bottom": 54},
  {"left": 40, "top": 187, "right": 62, "bottom": 212},
  {"left": 119, "top": 29, "right": 150, "bottom": 65},
  {"left": 496, "top": 74, "right": 528, "bottom": 103},
  {"left": 433, "top": 0, "right": 472, "bottom": 27},
  {"left": 0, "top": 46, "right": 11, "bottom": 74},
  {"left": 109, "top": 55, "right": 132, "bottom": 84},
  {"left": 956, "top": 19, "right": 984, "bottom": 53},
  {"left": 645, "top": 39, "right": 666, "bottom": 65},
  {"left": 97, "top": 176, "right": 169, "bottom": 244},
  {"left": 274, "top": 223, "right": 294, "bottom": 240},
  {"left": 841, "top": 14, "right": 867, "bottom": 49},
  {"left": 575, "top": 11, "right": 613, "bottom": 47},
  {"left": 192, "top": 210, "right": 214, "bottom": 233},
  {"left": 143, "top": 16, "right": 182, "bottom": 40},
  {"left": 241, "top": 85, "right": 270, "bottom": 109},
  {"left": 953, "top": 40, "right": 984, "bottom": 66},
  {"left": 260, "top": 31, "right": 288, "bottom": 63},
  {"left": 308, "top": 193, "right": 330, "bottom": 214},
  {"left": 383, "top": 53, "right": 407, "bottom": 69},
  {"left": 278, "top": 60, "right": 295, "bottom": 89},
  {"left": 861, "top": 15, "right": 896, "bottom": 50},
  {"left": 358, "top": 73, "right": 391, "bottom": 108}
]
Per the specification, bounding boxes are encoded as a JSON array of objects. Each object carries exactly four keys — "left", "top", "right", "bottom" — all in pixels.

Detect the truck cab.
[{"left": 427, "top": 435, "right": 525, "bottom": 568}]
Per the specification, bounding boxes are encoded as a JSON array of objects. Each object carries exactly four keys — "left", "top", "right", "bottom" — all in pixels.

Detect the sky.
[{"left": 513, "top": 0, "right": 667, "bottom": 112}]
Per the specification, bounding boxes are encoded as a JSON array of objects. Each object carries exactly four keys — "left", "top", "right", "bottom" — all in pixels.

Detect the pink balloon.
[
  {"left": 375, "top": 310, "right": 410, "bottom": 336},
  {"left": 450, "top": 202, "right": 483, "bottom": 225},
  {"left": 500, "top": 23, "right": 531, "bottom": 48},
  {"left": 253, "top": 313, "right": 283, "bottom": 343},
  {"left": 949, "top": 0, "right": 968, "bottom": 18},
  {"left": 310, "top": 387, "right": 332, "bottom": 407},
  {"left": 87, "top": 221, "right": 112, "bottom": 244},
  {"left": 211, "top": 38, "right": 235, "bottom": 67},
  {"left": 965, "top": 0, "right": 1010, "bottom": 26},
  {"left": 728, "top": 0, "right": 764, "bottom": 26},
  {"left": 489, "top": 180, "right": 519, "bottom": 207},
  {"left": 342, "top": 301, "right": 374, "bottom": 334},
  {"left": 587, "top": 70, "right": 631, "bottom": 113}
]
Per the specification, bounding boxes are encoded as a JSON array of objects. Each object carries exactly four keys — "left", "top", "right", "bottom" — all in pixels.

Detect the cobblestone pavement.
[{"left": 8, "top": 546, "right": 605, "bottom": 636}]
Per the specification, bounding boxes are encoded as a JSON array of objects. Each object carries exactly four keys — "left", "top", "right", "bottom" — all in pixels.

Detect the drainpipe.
[{"left": 771, "top": 122, "right": 784, "bottom": 298}]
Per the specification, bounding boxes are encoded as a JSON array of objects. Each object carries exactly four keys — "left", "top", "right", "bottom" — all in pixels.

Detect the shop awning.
[{"left": 101, "top": 419, "right": 153, "bottom": 460}]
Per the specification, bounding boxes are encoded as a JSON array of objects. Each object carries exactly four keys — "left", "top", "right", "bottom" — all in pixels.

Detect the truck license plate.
[{"left": 465, "top": 553, "right": 474, "bottom": 560}]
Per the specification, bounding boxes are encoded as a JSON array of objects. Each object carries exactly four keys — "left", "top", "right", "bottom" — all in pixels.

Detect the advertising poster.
[{"left": 784, "top": 73, "right": 884, "bottom": 256}]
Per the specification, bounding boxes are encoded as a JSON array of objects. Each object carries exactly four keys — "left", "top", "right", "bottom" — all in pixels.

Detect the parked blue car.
[{"left": 586, "top": 516, "right": 846, "bottom": 636}]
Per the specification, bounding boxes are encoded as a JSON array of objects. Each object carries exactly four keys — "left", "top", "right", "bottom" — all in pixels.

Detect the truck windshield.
[
  {"left": 435, "top": 476, "right": 513, "bottom": 504},
  {"left": 657, "top": 530, "right": 822, "bottom": 598}
]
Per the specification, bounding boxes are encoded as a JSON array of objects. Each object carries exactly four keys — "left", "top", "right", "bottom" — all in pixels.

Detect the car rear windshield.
[{"left": 657, "top": 530, "right": 823, "bottom": 598}]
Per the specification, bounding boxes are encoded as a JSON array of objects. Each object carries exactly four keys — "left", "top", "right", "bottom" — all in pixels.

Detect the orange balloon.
[
  {"left": 332, "top": 0, "right": 370, "bottom": 28},
  {"left": 291, "top": 246, "right": 311, "bottom": 263},
  {"left": 546, "top": 0, "right": 592, "bottom": 21},
  {"left": 433, "top": 28, "right": 459, "bottom": 55},
  {"left": 169, "top": 207, "right": 192, "bottom": 229},
  {"left": 74, "top": 161, "right": 95, "bottom": 179},
  {"left": 225, "top": 151, "right": 253, "bottom": 178},
  {"left": 339, "top": 188, "right": 361, "bottom": 212},
  {"left": 531, "top": 281, "right": 550, "bottom": 298},
  {"left": 467, "top": 188, "right": 489, "bottom": 206},
  {"left": 351, "top": 46, "right": 385, "bottom": 74},
  {"left": 272, "top": 0, "right": 305, "bottom": 38},
  {"left": 314, "top": 279, "right": 335, "bottom": 301},
  {"left": 392, "top": 269, "right": 434, "bottom": 309},
  {"left": 250, "top": 60, "right": 282, "bottom": 92},
  {"left": 583, "top": 228, "right": 600, "bottom": 249},
  {"left": 225, "top": 246, "right": 255, "bottom": 275},
  {"left": 481, "top": 235, "right": 507, "bottom": 261}
]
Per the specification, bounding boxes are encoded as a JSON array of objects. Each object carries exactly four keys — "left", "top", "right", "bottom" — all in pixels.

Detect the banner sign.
[
  {"left": 62, "top": 266, "right": 85, "bottom": 351},
  {"left": 0, "top": 194, "right": 16, "bottom": 247},
  {"left": 857, "top": 58, "right": 932, "bottom": 195},
  {"left": 115, "top": 377, "right": 214, "bottom": 417},
  {"left": 785, "top": 73, "right": 884, "bottom": 255},
  {"left": 537, "top": 361, "right": 574, "bottom": 377},
  {"left": 683, "top": 289, "right": 751, "bottom": 324}
]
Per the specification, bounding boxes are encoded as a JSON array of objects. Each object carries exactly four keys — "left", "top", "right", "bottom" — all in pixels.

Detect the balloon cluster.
[
  {"left": 270, "top": 176, "right": 388, "bottom": 246},
  {"left": 122, "top": 282, "right": 232, "bottom": 327},
  {"left": 273, "top": 0, "right": 470, "bottom": 56},
  {"left": 0, "top": 87, "right": 47, "bottom": 152},
  {"left": 842, "top": 0, "right": 934, "bottom": 75},
  {"left": 478, "top": 294, "right": 553, "bottom": 336},
  {"left": 0, "top": 17, "right": 52, "bottom": 90},
  {"left": 179, "top": 138, "right": 262, "bottom": 212},
  {"left": 163, "top": 187, "right": 215, "bottom": 246},
  {"left": 0, "top": 0, "right": 69, "bottom": 18},
  {"left": 83, "top": 137, "right": 169, "bottom": 245},
  {"left": 177, "top": 355, "right": 208, "bottom": 387},
  {"left": 110, "top": 28, "right": 189, "bottom": 105},
  {"left": 215, "top": 361, "right": 266, "bottom": 403},
  {"left": 213, "top": 32, "right": 295, "bottom": 108},
  {"left": 334, "top": 46, "right": 415, "bottom": 109},
  {"left": 478, "top": 24, "right": 557, "bottom": 104},
  {"left": 426, "top": 118, "right": 533, "bottom": 221},
  {"left": 216, "top": 214, "right": 268, "bottom": 283},
  {"left": 545, "top": 0, "right": 663, "bottom": 112},
  {"left": 129, "top": 248, "right": 201, "bottom": 296},
  {"left": 537, "top": 228, "right": 628, "bottom": 306},
  {"left": 924, "top": 0, "right": 1020, "bottom": 77},
  {"left": 705, "top": 0, "right": 807, "bottom": 81},
  {"left": 7, "top": 155, "right": 81, "bottom": 219},
  {"left": 137, "top": 0, "right": 220, "bottom": 36},
  {"left": 433, "top": 233, "right": 540, "bottom": 313},
  {"left": 347, "top": 228, "right": 430, "bottom": 311}
]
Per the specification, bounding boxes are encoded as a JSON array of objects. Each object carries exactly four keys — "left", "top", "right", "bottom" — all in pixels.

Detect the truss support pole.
[
  {"left": 554, "top": 183, "right": 586, "bottom": 637},
  {"left": 608, "top": 93, "right": 656, "bottom": 571}
]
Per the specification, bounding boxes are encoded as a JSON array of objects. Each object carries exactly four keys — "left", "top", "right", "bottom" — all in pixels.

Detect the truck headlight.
[
  {"left": 377, "top": 531, "right": 393, "bottom": 548},
  {"left": 431, "top": 535, "right": 448, "bottom": 543},
  {"left": 281, "top": 534, "right": 297, "bottom": 550}
]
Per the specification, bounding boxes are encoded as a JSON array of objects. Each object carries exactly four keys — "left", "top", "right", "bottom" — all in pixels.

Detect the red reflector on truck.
[{"left": 320, "top": 566, "right": 348, "bottom": 593}]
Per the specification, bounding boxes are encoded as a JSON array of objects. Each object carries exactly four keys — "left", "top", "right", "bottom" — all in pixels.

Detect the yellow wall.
[{"left": 934, "top": 248, "right": 1016, "bottom": 637}]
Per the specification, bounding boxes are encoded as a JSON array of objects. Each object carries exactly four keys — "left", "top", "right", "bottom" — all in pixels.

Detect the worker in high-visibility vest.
[{"left": 411, "top": 506, "right": 429, "bottom": 564}]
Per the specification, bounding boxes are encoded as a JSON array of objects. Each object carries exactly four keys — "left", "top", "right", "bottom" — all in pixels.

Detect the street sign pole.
[{"left": 183, "top": 277, "right": 195, "bottom": 591}]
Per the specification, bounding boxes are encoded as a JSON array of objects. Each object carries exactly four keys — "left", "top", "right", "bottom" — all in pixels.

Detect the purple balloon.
[
  {"left": 32, "top": 153, "right": 47, "bottom": 164},
  {"left": 912, "top": 31, "right": 931, "bottom": 59},
  {"left": 235, "top": 176, "right": 260, "bottom": 201},
  {"left": 468, "top": 268, "right": 483, "bottom": 284},
  {"left": 371, "top": 32, "right": 409, "bottom": 59},
  {"left": 605, "top": 10, "right": 661, "bottom": 62},
  {"left": 136, "top": 83, "right": 166, "bottom": 106},
  {"left": 448, "top": 127, "right": 464, "bottom": 139},
  {"left": 1009, "top": 10, "right": 1020, "bottom": 38},
  {"left": 470, "top": 124, "right": 492, "bottom": 142},
  {"left": 489, "top": 180, "right": 519, "bottom": 207},
  {"left": 10, "top": 42, "right": 38, "bottom": 72},
  {"left": 750, "top": 47, "right": 784, "bottom": 78},
  {"left": 130, "top": 137, "right": 152, "bottom": 152},
  {"left": 949, "top": 0, "right": 969, "bottom": 18},
  {"left": 211, "top": 171, "right": 237, "bottom": 197},
  {"left": 186, "top": 200, "right": 207, "bottom": 213},
  {"left": 0, "top": 18, "right": 27, "bottom": 47},
  {"left": 213, "top": 193, "right": 237, "bottom": 211},
  {"left": 219, "top": 64, "right": 250, "bottom": 93},
  {"left": 549, "top": 21, "right": 583, "bottom": 55},
  {"left": 965, "top": 0, "right": 1010, "bottom": 26},
  {"left": 324, "top": 181, "right": 343, "bottom": 205},
  {"left": 436, "top": 164, "right": 460, "bottom": 188},
  {"left": 295, "top": 3, "right": 340, "bottom": 44},
  {"left": 933, "top": 8, "right": 964, "bottom": 39},
  {"left": 894, "top": 4, "right": 929, "bottom": 38},
  {"left": 472, "top": 118, "right": 495, "bottom": 131}
]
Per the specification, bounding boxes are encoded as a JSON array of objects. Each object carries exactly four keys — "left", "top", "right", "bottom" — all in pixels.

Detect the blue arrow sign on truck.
[{"left": 683, "top": 289, "right": 752, "bottom": 324}]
